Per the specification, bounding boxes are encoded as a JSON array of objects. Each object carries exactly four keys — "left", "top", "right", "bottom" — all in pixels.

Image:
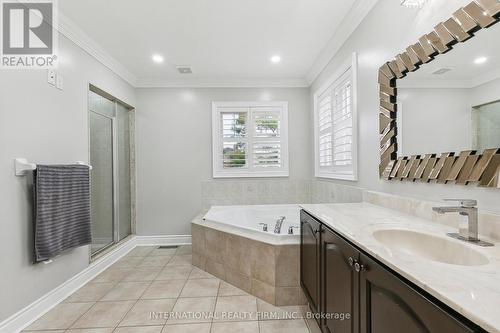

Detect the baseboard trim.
[
  {"left": 0, "top": 237, "right": 136, "bottom": 333},
  {"left": 0, "top": 234, "right": 192, "bottom": 333},
  {"left": 135, "top": 235, "right": 192, "bottom": 246}
]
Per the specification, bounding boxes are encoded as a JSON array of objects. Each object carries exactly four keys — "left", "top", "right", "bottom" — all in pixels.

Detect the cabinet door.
[
  {"left": 300, "top": 210, "right": 321, "bottom": 314},
  {"left": 359, "top": 254, "right": 479, "bottom": 333},
  {"left": 322, "top": 227, "right": 359, "bottom": 333}
]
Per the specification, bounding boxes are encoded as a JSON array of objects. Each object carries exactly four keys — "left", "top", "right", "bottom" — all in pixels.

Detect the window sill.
[
  {"left": 315, "top": 172, "right": 358, "bottom": 181},
  {"left": 213, "top": 170, "right": 289, "bottom": 178}
]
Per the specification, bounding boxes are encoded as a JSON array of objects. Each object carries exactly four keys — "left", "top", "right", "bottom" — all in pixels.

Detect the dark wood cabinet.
[
  {"left": 359, "top": 254, "right": 476, "bottom": 333},
  {"left": 322, "top": 227, "right": 359, "bottom": 333},
  {"left": 300, "top": 210, "right": 321, "bottom": 314},
  {"left": 300, "top": 210, "right": 485, "bottom": 333}
]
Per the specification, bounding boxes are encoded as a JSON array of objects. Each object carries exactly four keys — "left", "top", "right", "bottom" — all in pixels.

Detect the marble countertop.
[{"left": 300, "top": 203, "right": 500, "bottom": 333}]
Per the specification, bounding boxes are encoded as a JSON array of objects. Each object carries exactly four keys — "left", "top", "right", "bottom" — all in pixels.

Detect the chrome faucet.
[
  {"left": 288, "top": 225, "right": 299, "bottom": 235},
  {"left": 259, "top": 223, "right": 268, "bottom": 232},
  {"left": 274, "top": 216, "right": 286, "bottom": 234},
  {"left": 432, "top": 199, "right": 493, "bottom": 247}
]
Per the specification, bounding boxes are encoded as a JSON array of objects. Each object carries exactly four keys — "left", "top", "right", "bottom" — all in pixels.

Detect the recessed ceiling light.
[
  {"left": 474, "top": 56, "right": 488, "bottom": 65},
  {"left": 152, "top": 54, "right": 164, "bottom": 64},
  {"left": 270, "top": 55, "right": 281, "bottom": 64}
]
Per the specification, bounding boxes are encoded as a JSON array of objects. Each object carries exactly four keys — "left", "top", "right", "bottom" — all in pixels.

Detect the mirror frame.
[{"left": 379, "top": 0, "right": 500, "bottom": 187}]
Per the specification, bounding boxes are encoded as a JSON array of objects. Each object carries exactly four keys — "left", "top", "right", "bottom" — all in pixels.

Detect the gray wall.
[
  {"left": 0, "top": 34, "right": 136, "bottom": 321},
  {"left": 397, "top": 88, "right": 471, "bottom": 155},
  {"left": 135, "top": 88, "right": 311, "bottom": 235},
  {"left": 310, "top": 0, "right": 500, "bottom": 214}
]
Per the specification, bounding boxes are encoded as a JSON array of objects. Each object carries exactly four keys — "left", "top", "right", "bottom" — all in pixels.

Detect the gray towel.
[{"left": 34, "top": 165, "right": 91, "bottom": 262}]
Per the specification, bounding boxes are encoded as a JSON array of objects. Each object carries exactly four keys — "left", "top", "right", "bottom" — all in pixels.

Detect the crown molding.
[
  {"left": 56, "top": 0, "right": 376, "bottom": 89},
  {"left": 57, "top": 13, "right": 139, "bottom": 86},
  {"left": 471, "top": 68, "right": 500, "bottom": 89},
  {"left": 398, "top": 70, "right": 500, "bottom": 89},
  {"left": 135, "top": 77, "right": 309, "bottom": 88},
  {"left": 305, "top": 0, "right": 379, "bottom": 85}
]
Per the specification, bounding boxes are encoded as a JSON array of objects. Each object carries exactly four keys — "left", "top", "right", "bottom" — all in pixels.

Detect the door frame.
[{"left": 87, "top": 84, "right": 136, "bottom": 260}]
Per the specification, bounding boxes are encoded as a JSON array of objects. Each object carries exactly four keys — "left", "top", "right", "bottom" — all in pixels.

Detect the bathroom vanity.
[{"left": 299, "top": 204, "right": 497, "bottom": 333}]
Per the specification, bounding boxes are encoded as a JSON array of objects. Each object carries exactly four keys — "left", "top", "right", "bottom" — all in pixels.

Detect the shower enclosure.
[{"left": 88, "top": 86, "right": 134, "bottom": 255}]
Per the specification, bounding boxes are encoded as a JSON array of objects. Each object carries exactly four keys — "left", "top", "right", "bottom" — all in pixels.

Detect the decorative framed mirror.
[{"left": 379, "top": 0, "right": 500, "bottom": 187}]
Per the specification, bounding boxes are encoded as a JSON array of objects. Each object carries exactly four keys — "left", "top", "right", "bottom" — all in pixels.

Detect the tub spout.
[{"left": 274, "top": 216, "right": 286, "bottom": 234}]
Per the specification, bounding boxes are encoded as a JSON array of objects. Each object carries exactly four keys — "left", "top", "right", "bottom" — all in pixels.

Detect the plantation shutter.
[
  {"left": 212, "top": 102, "right": 289, "bottom": 178},
  {"left": 221, "top": 110, "right": 248, "bottom": 169},
  {"left": 332, "top": 70, "right": 353, "bottom": 168},
  {"left": 315, "top": 63, "right": 356, "bottom": 179},
  {"left": 318, "top": 89, "right": 333, "bottom": 168},
  {"left": 252, "top": 108, "right": 282, "bottom": 168}
]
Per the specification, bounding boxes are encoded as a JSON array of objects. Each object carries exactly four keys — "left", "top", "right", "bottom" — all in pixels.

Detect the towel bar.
[{"left": 14, "top": 158, "right": 93, "bottom": 176}]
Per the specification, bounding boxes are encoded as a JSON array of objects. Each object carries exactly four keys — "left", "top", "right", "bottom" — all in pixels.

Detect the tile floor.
[{"left": 24, "top": 245, "right": 319, "bottom": 333}]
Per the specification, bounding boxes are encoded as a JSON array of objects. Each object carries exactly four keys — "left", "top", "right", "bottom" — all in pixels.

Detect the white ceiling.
[
  {"left": 400, "top": 22, "right": 500, "bottom": 88},
  {"left": 58, "top": 0, "right": 373, "bottom": 87}
]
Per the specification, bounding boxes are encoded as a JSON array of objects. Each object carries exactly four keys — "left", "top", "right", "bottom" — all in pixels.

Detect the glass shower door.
[
  {"left": 89, "top": 111, "right": 115, "bottom": 253},
  {"left": 89, "top": 88, "right": 133, "bottom": 255}
]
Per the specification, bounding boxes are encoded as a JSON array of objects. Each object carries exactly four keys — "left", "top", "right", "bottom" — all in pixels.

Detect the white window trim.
[
  {"left": 313, "top": 52, "right": 358, "bottom": 181},
  {"left": 212, "top": 101, "right": 289, "bottom": 178}
]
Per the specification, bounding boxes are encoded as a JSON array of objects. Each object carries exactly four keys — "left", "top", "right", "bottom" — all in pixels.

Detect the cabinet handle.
[
  {"left": 348, "top": 257, "right": 354, "bottom": 267},
  {"left": 354, "top": 262, "right": 367, "bottom": 272}
]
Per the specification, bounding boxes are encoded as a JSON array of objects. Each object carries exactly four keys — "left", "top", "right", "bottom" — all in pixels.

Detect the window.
[
  {"left": 314, "top": 53, "right": 358, "bottom": 180},
  {"left": 212, "top": 101, "right": 289, "bottom": 178}
]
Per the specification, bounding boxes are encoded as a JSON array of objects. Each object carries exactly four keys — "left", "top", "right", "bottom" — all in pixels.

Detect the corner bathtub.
[
  {"left": 202, "top": 204, "right": 301, "bottom": 245},
  {"left": 191, "top": 204, "right": 306, "bottom": 306}
]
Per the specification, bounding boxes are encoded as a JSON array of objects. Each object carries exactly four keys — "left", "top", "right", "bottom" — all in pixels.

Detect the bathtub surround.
[
  {"left": 201, "top": 180, "right": 312, "bottom": 209},
  {"left": 201, "top": 179, "right": 363, "bottom": 209},
  {"left": 191, "top": 220, "right": 306, "bottom": 307}
]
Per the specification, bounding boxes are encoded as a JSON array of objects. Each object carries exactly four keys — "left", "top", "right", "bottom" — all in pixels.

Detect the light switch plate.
[{"left": 47, "top": 69, "right": 56, "bottom": 86}]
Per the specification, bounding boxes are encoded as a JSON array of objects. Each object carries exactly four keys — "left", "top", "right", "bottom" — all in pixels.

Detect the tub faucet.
[
  {"left": 259, "top": 223, "right": 268, "bottom": 232},
  {"left": 288, "top": 225, "right": 299, "bottom": 235},
  {"left": 274, "top": 216, "right": 286, "bottom": 234},
  {"left": 432, "top": 199, "right": 493, "bottom": 247}
]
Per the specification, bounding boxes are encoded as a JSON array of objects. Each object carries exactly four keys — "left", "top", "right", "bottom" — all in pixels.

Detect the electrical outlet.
[
  {"left": 47, "top": 69, "right": 56, "bottom": 86},
  {"left": 56, "top": 73, "right": 64, "bottom": 90}
]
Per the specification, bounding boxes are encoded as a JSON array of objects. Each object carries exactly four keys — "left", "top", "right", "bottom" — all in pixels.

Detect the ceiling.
[
  {"left": 399, "top": 21, "right": 500, "bottom": 88},
  {"left": 58, "top": 0, "right": 372, "bottom": 87}
]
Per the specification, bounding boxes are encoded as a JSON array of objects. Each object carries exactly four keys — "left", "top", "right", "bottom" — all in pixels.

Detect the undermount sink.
[{"left": 372, "top": 229, "right": 489, "bottom": 266}]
